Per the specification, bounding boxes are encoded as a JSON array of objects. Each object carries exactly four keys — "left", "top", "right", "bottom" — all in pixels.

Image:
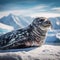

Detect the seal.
[{"left": 0, "top": 17, "right": 51, "bottom": 49}]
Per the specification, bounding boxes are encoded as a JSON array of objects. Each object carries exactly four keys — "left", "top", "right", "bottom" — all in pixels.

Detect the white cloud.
[
  {"left": 27, "top": 12, "right": 60, "bottom": 18},
  {"left": 0, "top": 4, "right": 48, "bottom": 17},
  {"left": 51, "top": 7, "right": 60, "bottom": 12},
  {"left": 0, "top": 10, "right": 25, "bottom": 18},
  {"left": 29, "top": 4, "right": 48, "bottom": 10},
  {"left": 0, "top": 5, "right": 60, "bottom": 18}
]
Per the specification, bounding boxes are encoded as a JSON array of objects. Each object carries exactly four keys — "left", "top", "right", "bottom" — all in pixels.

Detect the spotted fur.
[{"left": 0, "top": 17, "right": 51, "bottom": 49}]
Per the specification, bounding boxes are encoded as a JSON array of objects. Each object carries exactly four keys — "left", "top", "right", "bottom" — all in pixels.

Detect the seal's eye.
[{"left": 39, "top": 19, "right": 44, "bottom": 23}]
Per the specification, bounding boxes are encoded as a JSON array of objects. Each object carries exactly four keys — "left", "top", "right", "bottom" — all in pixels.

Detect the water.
[{"left": 45, "top": 30, "right": 60, "bottom": 44}]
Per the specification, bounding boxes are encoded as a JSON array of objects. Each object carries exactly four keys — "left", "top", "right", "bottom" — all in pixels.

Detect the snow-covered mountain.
[
  {"left": 0, "top": 14, "right": 33, "bottom": 35},
  {"left": 0, "top": 14, "right": 33, "bottom": 29}
]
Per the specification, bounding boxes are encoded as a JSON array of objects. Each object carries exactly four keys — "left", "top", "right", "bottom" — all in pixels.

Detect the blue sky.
[{"left": 0, "top": 0, "right": 60, "bottom": 18}]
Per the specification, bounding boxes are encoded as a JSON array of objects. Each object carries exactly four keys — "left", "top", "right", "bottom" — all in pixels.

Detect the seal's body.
[{"left": 0, "top": 17, "right": 51, "bottom": 49}]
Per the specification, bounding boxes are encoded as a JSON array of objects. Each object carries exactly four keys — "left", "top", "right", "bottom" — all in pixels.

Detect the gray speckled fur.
[{"left": 0, "top": 17, "right": 51, "bottom": 49}]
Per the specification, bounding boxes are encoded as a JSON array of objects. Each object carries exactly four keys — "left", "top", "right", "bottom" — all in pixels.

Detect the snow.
[
  {"left": 0, "top": 45, "right": 60, "bottom": 60},
  {"left": 11, "top": 15, "right": 24, "bottom": 28},
  {"left": 0, "top": 23, "right": 14, "bottom": 31},
  {"left": 56, "top": 33, "right": 60, "bottom": 40}
]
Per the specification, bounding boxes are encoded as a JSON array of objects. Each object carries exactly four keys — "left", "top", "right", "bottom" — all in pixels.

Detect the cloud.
[
  {"left": 30, "top": 4, "right": 48, "bottom": 10},
  {"left": 0, "top": 10, "right": 60, "bottom": 18},
  {"left": 0, "top": 4, "right": 60, "bottom": 18},
  {"left": 0, "top": 4, "right": 48, "bottom": 17},
  {"left": 51, "top": 7, "right": 60, "bottom": 12},
  {"left": 0, "top": 0, "right": 60, "bottom": 12},
  {"left": 28, "top": 12, "right": 60, "bottom": 18},
  {"left": 26, "top": 4, "right": 49, "bottom": 13}
]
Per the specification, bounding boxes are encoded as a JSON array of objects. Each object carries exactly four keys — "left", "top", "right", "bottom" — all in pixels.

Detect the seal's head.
[{"left": 32, "top": 17, "right": 51, "bottom": 30}]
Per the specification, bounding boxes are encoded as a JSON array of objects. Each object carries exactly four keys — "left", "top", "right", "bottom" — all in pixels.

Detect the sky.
[{"left": 0, "top": 0, "right": 60, "bottom": 18}]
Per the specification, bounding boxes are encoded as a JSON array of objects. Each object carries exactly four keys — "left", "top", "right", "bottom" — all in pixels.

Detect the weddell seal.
[{"left": 0, "top": 17, "right": 51, "bottom": 49}]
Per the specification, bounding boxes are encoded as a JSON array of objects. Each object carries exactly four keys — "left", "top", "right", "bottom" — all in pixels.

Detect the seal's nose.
[{"left": 45, "top": 21, "right": 51, "bottom": 24}]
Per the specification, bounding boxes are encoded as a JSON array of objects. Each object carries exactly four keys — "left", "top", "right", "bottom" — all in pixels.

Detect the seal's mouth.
[
  {"left": 42, "top": 20, "right": 53, "bottom": 30},
  {"left": 42, "top": 20, "right": 51, "bottom": 27}
]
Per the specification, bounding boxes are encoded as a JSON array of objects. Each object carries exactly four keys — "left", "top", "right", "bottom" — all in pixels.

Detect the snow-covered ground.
[{"left": 0, "top": 45, "right": 60, "bottom": 60}]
